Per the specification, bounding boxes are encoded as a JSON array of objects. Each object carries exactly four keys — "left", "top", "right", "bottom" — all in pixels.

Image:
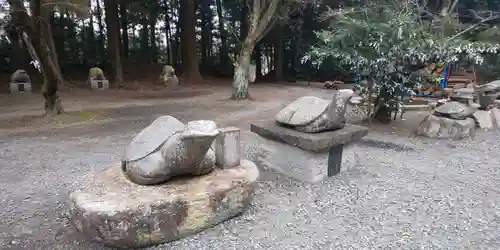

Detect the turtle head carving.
[
  {"left": 337, "top": 89, "right": 362, "bottom": 105},
  {"left": 180, "top": 120, "right": 219, "bottom": 142}
]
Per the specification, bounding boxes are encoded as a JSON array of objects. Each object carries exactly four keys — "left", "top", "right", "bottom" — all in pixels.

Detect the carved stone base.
[
  {"left": 9, "top": 82, "right": 32, "bottom": 94},
  {"left": 417, "top": 114, "right": 476, "bottom": 139},
  {"left": 67, "top": 159, "right": 259, "bottom": 249},
  {"left": 89, "top": 80, "right": 109, "bottom": 90},
  {"left": 250, "top": 121, "right": 368, "bottom": 183}
]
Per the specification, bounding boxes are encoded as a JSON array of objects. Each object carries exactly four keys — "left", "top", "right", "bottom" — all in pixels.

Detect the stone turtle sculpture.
[
  {"left": 11, "top": 69, "right": 31, "bottom": 83},
  {"left": 160, "top": 65, "right": 179, "bottom": 87},
  {"left": 121, "top": 115, "right": 219, "bottom": 185},
  {"left": 433, "top": 101, "right": 475, "bottom": 120},
  {"left": 476, "top": 80, "right": 500, "bottom": 109},
  {"left": 88, "top": 67, "right": 106, "bottom": 80},
  {"left": 275, "top": 89, "right": 358, "bottom": 133}
]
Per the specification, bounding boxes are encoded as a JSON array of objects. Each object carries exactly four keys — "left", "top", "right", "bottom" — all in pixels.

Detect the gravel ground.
[{"left": 2, "top": 87, "right": 500, "bottom": 249}]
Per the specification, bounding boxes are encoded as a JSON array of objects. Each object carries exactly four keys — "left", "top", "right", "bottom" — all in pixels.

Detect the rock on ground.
[
  {"left": 417, "top": 114, "right": 475, "bottom": 139},
  {"left": 67, "top": 160, "right": 259, "bottom": 249}
]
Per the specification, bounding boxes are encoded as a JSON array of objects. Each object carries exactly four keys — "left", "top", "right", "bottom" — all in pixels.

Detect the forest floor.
[{"left": 3, "top": 81, "right": 496, "bottom": 250}]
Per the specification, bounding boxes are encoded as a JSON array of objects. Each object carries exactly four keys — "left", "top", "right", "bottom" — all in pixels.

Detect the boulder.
[
  {"left": 67, "top": 159, "right": 259, "bottom": 249},
  {"left": 417, "top": 114, "right": 475, "bottom": 139}
]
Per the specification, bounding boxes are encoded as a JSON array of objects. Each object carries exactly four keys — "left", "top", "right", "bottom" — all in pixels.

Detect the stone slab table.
[{"left": 250, "top": 121, "right": 368, "bottom": 183}]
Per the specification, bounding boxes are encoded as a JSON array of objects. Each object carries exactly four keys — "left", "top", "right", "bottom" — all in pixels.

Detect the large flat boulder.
[
  {"left": 67, "top": 160, "right": 259, "bottom": 249},
  {"left": 250, "top": 121, "right": 368, "bottom": 153}
]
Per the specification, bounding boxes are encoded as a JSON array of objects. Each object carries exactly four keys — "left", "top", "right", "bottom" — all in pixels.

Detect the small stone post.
[{"left": 214, "top": 127, "right": 241, "bottom": 169}]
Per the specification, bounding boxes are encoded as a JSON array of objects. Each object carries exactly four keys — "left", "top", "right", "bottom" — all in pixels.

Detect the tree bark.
[
  {"left": 163, "top": 0, "right": 173, "bottom": 65},
  {"left": 104, "top": 0, "right": 124, "bottom": 87},
  {"left": 254, "top": 42, "right": 262, "bottom": 79},
  {"left": 232, "top": 40, "right": 255, "bottom": 100},
  {"left": 9, "top": 0, "right": 64, "bottom": 115},
  {"left": 149, "top": 3, "right": 157, "bottom": 63},
  {"left": 95, "top": 0, "right": 106, "bottom": 64},
  {"left": 180, "top": 0, "right": 202, "bottom": 83},
  {"left": 216, "top": 0, "right": 228, "bottom": 72},
  {"left": 274, "top": 26, "right": 284, "bottom": 82},
  {"left": 119, "top": 2, "right": 129, "bottom": 59}
]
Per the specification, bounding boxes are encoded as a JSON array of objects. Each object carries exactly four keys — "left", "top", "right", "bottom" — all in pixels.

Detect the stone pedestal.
[
  {"left": 250, "top": 122, "right": 368, "bottom": 183},
  {"left": 67, "top": 160, "right": 259, "bottom": 249},
  {"left": 214, "top": 127, "right": 241, "bottom": 169},
  {"left": 89, "top": 80, "right": 109, "bottom": 90},
  {"left": 9, "top": 82, "right": 32, "bottom": 94},
  {"left": 417, "top": 114, "right": 476, "bottom": 139}
]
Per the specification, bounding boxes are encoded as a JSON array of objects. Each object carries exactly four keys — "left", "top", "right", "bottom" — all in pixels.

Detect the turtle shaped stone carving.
[
  {"left": 275, "top": 89, "right": 357, "bottom": 133},
  {"left": 11, "top": 69, "right": 31, "bottom": 83},
  {"left": 476, "top": 81, "right": 500, "bottom": 109},
  {"left": 121, "top": 115, "right": 219, "bottom": 185},
  {"left": 433, "top": 101, "right": 475, "bottom": 120}
]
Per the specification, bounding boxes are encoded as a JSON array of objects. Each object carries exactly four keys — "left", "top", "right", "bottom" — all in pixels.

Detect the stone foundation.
[
  {"left": 9, "top": 82, "right": 32, "bottom": 94},
  {"left": 417, "top": 114, "right": 476, "bottom": 139},
  {"left": 89, "top": 80, "right": 109, "bottom": 90},
  {"left": 67, "top": 160, "right": 259, "bottom": 249},
  {"left": 250, "top": 122, "right": 368, "bottom": 183}
]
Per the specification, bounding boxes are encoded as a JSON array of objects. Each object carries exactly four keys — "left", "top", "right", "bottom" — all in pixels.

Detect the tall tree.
[
  {"left": 104, "top": 0, "right": 123, "bottom": 86},
  {"left": 231, "top": 0, "right": 282, "bottom": 100},
  {"left": 119, "top": 1, "right": 129, "bottom": 59},
  {"left": 180, "top": 0, "right": 202, "bottom": 83}
]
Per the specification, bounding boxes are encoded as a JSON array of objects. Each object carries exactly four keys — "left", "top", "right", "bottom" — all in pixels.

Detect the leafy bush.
[{"left": 303, "top": 1, "right": 500, "bottom": 123}]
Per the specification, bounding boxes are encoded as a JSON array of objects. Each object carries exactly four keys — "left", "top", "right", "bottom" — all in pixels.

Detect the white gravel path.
[{"left": 1, "top": 107, "right": 500, "bottom": 249}]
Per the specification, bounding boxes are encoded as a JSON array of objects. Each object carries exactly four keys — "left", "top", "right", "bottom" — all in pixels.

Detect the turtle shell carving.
[
  {"left": 124, "top": 116, "right": 185, "bottom": 162},
  {"left": 275, "top": 96, "right": 331, "bottom": 126}
]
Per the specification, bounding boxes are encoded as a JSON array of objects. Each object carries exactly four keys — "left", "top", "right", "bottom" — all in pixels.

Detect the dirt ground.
[{"left": 0, "top": 80, "right": 428, "bottom": 136}]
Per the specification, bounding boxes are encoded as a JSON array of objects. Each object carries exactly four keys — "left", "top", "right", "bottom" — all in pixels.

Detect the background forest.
[{"left": 2, "top": 0, "right": 500, "bottom": 119}]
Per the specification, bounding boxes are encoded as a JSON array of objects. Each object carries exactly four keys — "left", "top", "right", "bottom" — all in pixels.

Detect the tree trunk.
[
  {"left": 180, "top": 0, "right": 202, "bottom": 83},
  {"left": 240, "top": 5, "right": 248, "bottom": 41},
  {"left": 230, "top": 0, "right": 281, "bottom": 99},
  {"left": 119, "top": 2, "right": 129, "bottom": 59},
  {"left": 274, "top": 26, "right": 284, "bottom": 82},
  {"left": 216, "top": 0, "right": 228, "bottom": 72},
  {"left": 96, "top": 0, "right": 106, "bottom": 64},
  {"left": 164, "top": 0, "right": 173, "bottom": 65},
  {"left": 254, "top": 42, "right": 262, "bottom": 79},
  {"left": 200, "top": 0, "right": 212, "bottom": 69},
  {"left": 42, "top": 9, "right": 59, "bottom": 69},
  {"left": 104, "top": 0, "right": 124, "bottom": 86},
  {"left": 232, "top": 41, "right": 255, "bottom": 100},
  {"left": 149, "top": 4, "right": 157, "bottom": 63}
]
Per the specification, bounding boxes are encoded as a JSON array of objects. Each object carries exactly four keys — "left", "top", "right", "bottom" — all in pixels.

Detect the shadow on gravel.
[{"left": 357, "top": 138, "right": 415, "bottom": 151}]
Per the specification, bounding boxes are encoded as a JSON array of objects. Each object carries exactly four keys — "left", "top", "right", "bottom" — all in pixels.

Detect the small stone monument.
[
  {"left": 9, "top": 69, "right": 32, "bottom": 94},
  {"left": 417, "top": 101, "right": 477, "bottom": 139},
  {"left": 160, "top": 65, "right": 179, "bottom": 88},
  {"left": 88, "top": 67, "right": 109, "bottom": 90},
  {"left": 67, "top": 115, "right": 258, "bottom": 248},
  {"left": 250, "top": 89, "right": 368, "bottom": 183},
  {"left": 476, "top": 80, "right": 500, "bottom": 110}
]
